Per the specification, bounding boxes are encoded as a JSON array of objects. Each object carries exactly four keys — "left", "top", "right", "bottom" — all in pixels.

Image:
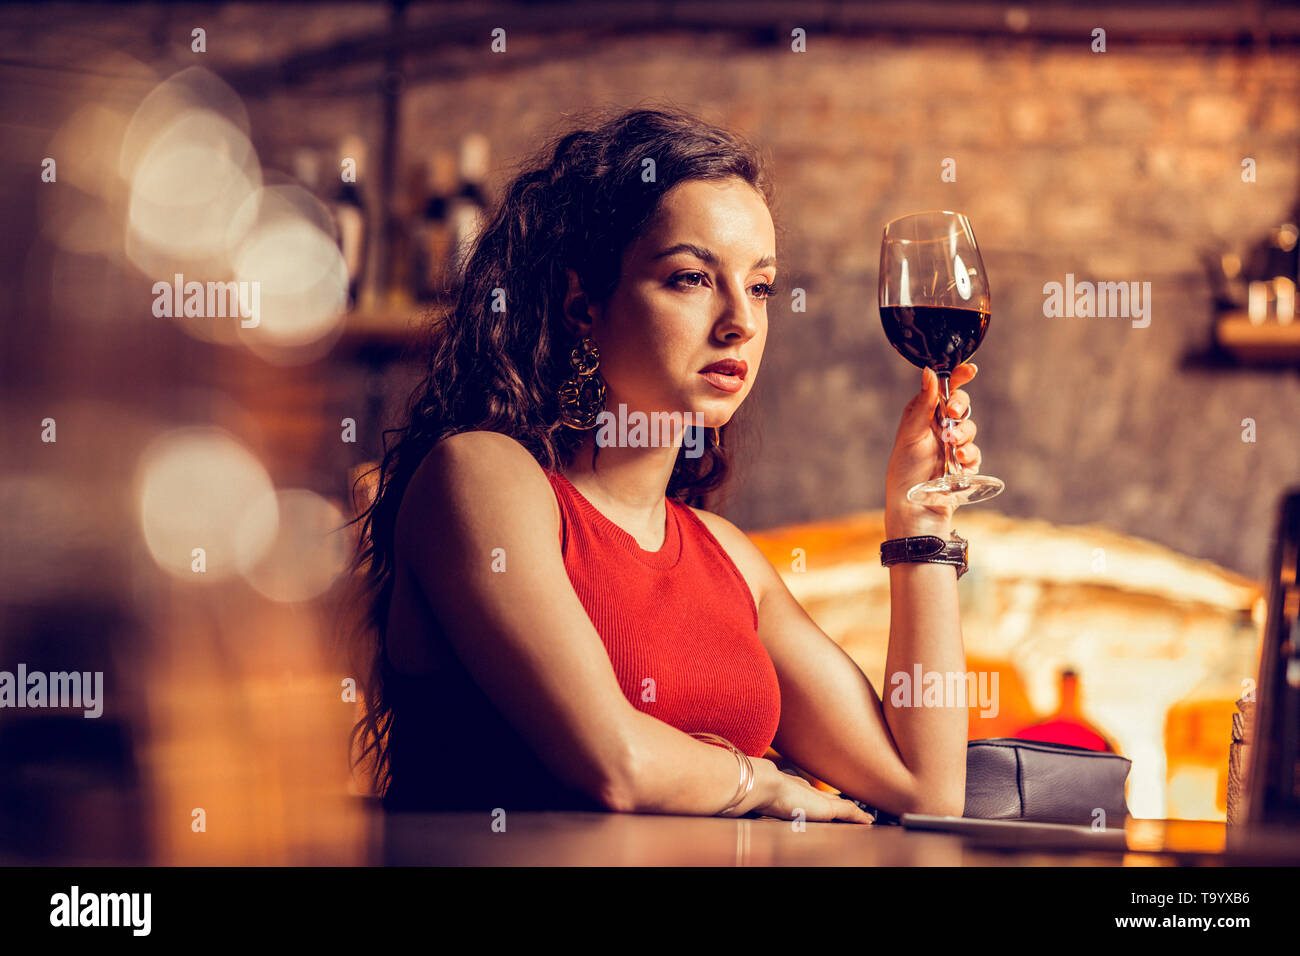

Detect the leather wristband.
[{"left": 880, "top": 530, "right": 968, "bottom": 579}]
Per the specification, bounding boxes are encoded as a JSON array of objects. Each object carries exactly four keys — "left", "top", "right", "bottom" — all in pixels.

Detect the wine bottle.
[
  {"left": 1277, "top": 209, "right": 1298, "bottom": 323},
  {"left": 445, "top": 133, "right": 491, "bottom": 294},
  {"left": 411, "top": 150, "right": 457, "bottom": 302},
  {"left": 330, "top": 134, "right": 370, "bottom": 312},
  {"left": 291, "top": 148, "right": 322, "bottom": 195}
]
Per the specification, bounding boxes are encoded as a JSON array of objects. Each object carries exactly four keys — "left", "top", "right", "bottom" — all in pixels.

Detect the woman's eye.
[{"left": 670, "top": 273, "right": 778, "bottom": 299}]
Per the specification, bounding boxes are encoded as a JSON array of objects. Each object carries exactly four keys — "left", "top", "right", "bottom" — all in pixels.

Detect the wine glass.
[{"left": 878, "top": 210, "right": 1005, "bottom": 506}]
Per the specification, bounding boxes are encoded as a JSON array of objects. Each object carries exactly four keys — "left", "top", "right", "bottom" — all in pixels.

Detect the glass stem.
[{"left": 937, "top": 372, "right": 963, "bottom": 479}]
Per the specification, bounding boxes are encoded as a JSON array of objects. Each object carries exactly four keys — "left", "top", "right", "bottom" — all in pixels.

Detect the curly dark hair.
[{"left": 343, "top": 102, "right": 779, "bottom": 798}]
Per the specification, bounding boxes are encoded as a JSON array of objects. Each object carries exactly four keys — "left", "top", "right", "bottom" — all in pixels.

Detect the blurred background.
[{"left": 1, "top": 0, "right": 1298, "bottom": 863}]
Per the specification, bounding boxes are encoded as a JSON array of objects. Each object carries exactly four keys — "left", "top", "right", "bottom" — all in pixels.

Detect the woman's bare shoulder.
[
  {"left": 684, "top": 505, "right": 775, "bottom": 609},
  {"left": 683, "top": 504, "right": 752, "bottom": 552},
  {"left": 398, "top": 430, "right": 560, "bottom": 553},
  {"left": 424, "top": 428, "right": 543, "bottom": 468}
]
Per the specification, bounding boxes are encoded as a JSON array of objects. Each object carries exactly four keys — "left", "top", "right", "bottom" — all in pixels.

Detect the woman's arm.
[
  {"left": 698, "top": 515, "right": 967, "bottom": 818},
  {"left": 874, "top": 363, "right": 981, "bottom": 814},
  {"left": 694, "top": 363, "right": 983, "bottom": 817},
  {"left": 399, "top": 430, "right": 815, "bottom": 816}
]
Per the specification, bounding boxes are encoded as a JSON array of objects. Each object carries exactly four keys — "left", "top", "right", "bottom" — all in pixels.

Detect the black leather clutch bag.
[
  {"left": 962, "top": 737, "right": 1131, "bottom": 827},
  {"left": 845, "top": 737, "right": 1131, "bottom": 827}
]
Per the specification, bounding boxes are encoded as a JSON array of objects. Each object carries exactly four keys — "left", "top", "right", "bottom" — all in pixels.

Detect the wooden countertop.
[{"left": 377, "top": 810, "right": 1293, "bottom": 866}]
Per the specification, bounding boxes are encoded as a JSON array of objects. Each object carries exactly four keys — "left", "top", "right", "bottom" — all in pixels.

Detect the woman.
[{"left": 347, "top": 105, "right": 981, "bottom": 822}]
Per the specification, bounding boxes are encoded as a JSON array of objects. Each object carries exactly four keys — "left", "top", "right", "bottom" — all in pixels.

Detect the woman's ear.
[{"left": 563, "top": 268, "right": 601, "bottom": 337}]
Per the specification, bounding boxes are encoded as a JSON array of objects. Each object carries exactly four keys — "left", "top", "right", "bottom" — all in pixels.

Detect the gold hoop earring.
[{"left": 557, "top": 336, "right": 606, "bottom": 430}]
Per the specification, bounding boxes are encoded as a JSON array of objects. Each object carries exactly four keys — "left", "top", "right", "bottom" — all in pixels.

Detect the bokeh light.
[
  {"left": 136, "top": 427, "right": 278, "bottom": 581},
  {"left": 230, "top": 184, "right": 349, "bottom": 361},
  {"left": 236, "top": 489, "right": 350, "bottom": 603}
]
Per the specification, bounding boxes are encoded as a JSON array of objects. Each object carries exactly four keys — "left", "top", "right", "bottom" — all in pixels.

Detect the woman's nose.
[{"left": 714, "top": 283, "right": 760, "bottom": 341}]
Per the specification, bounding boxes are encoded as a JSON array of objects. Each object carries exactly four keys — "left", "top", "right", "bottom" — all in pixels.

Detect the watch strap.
[{"left": 880, "top": 533, "right": 968, "bottom": 578}]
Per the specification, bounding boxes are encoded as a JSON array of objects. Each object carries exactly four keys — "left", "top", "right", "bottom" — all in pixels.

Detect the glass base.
[{"left": 906, "top": 473, "right": 1005, "bottom": 506}]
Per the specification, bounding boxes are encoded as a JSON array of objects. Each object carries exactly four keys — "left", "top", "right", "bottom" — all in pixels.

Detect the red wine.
[{"left": 880, "top": 305, "right": 989, "bottom": 374}]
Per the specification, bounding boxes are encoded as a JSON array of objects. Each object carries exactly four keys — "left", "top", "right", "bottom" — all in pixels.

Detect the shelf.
[
  {"left": 1214, "top": 312, "right": 1300, "bottom": 365},
  {"left": 333, "top": 299, "right": 452, "bottom": 357}
]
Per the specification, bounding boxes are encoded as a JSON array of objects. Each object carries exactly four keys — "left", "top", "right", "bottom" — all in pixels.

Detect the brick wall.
[
  {"left": 12, "top": 5, "right": 1297, "bottom": 578},
  {"left": 252, "top": 31, "right": 1300, "bottom": 576}
]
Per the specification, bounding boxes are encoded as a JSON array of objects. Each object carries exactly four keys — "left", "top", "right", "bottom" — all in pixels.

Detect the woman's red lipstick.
[{"left": 699, "top": 358, "right": 747, "bottom": 393}]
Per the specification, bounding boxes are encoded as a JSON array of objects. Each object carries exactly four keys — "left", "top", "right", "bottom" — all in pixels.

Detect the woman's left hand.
[{"left": 883, "top": 362, "right": 982, "bottom": 539}]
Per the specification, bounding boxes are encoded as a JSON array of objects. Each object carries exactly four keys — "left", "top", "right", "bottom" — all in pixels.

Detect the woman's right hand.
[{"left": 721, "top": 757, "right": 876, "bottom": 824}]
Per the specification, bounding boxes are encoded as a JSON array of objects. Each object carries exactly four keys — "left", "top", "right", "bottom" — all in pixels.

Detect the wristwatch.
[{"left": 880, "top": 529, "right": 969, "bottom": 579}]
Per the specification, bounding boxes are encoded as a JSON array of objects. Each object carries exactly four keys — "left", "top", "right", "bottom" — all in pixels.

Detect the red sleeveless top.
[
  {"left": 381, "top": 466, "right": 781, "bottom": 813},
  {"left": 545, "top": 470, "right": 781, "bottom": 759}
]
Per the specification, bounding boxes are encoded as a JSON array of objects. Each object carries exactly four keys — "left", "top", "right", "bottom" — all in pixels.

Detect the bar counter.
[{"left": 377, "top": 809, "right": 1300, "bottom": 867}]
